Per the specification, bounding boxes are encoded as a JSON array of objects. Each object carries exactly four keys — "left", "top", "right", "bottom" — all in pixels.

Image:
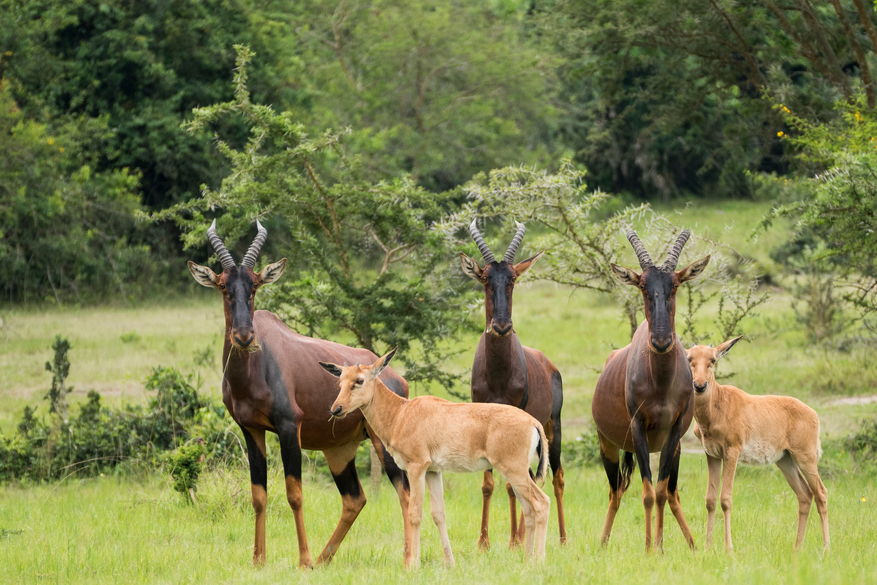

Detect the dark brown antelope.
[
  {"left": 321, "top": 348, "right": 550, "bottom": 568},
  {"left": 187, "top": 220, "right": 411, "bottom": 568},
  {"left": 688, "top": 338, "right": 830, "bottom": 551},
  {"left": 592, "top": 229, "right": 709, "bottom": 552},
  {"left": 459, "top": 220, "right": 565, "bottom": 549}
]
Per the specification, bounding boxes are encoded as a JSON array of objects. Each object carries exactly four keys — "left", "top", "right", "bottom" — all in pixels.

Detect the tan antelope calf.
[
  {"left": 688, "top": 337, "right": 830, "bottom": 551},
  {"left": 320, "top": 348, "right": 551, "bottom": 568}
]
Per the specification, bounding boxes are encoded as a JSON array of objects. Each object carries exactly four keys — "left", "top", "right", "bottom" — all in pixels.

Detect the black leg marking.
[
  {"left": 657, "top": 415, "right": 685, "bottom": 484},
  {"left": 549, "top": 415, "right": 563, "bottom": 475},
  {"left": 331, "top": 457, "right": 362, "bottom": 499},
  {"left": 630, "top": 417, "right": 652, "bottom": 484},
  {"left": 241, "top": 426, "right": 268, "bottom": 489},
  {"left": 601, "top": 447, "right": 622, "bottom": 492},
  {"left": 277, "top": 423, "right": 303, "bottom": 480}
]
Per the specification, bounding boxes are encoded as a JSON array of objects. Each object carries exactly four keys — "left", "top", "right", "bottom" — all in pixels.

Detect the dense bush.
[
  {"left": 0, "top": 367, "right": 239, "bottom": 483},
  {"left": 847, "top": 418, "right": 877, "bottom": 468}
]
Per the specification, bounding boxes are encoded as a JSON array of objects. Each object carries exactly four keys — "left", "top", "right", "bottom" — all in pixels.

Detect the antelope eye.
[
  {"left": 710, "top": 359, "right": 716, "bottom": 365},
  {"left": 355, "top": 378, "right": 364, "bottom": 386}
]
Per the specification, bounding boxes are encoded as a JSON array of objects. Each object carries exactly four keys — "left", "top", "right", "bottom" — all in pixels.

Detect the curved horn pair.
[
  {"left": 206, "top": 219, "right": 267, "bottom": 270},
  {"left": 467, "top": 220, "right": 527, "bottom": 265},
  {"left": 625, "top": 229, "right": 691, "bottom": 271}
]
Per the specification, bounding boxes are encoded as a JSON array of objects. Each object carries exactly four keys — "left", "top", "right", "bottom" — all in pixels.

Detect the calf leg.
[
  {"left": 406, "top": 465, "right": 428, "bottom": 569},
  {"left": 705, "top": 455, "right": 722, "bottom": 547},
  {"left": 506, "top": 482, "right": 523, "bottom": 548},
  {"left": 776, "top": 453, "right": 813, "bottom": 550},
  {"left": 316, "top": 442, "right": 367, "bottom": 566},
  {"left": 507, "top": 473, "right": 550, "bottom": 562},
  {"left": 241, "top": 426, "right": 268, "bottom": 567},
  {"left": 478, "top": 470, "right": 494, "bottom": 550},
  {"left": 719, "top": 450, "right": 740, "bottom": 552},
  {"left": 366, "top": 425, "right": 412, "bottom": 562},
  {"left": 598, "top": 432, "right": 629, "bottom": 546},
  {"left": 425, "top": 472, "right": 455, "bottom": 568},
  {"left": 277, "top": 422, "right": 313, "bottom": 568},
  {"left": 793, "top": 453, "right": 830, "bottom": 551}
]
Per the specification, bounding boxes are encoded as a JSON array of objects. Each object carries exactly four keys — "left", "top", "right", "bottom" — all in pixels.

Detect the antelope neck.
[
  {"left": 644, "top": 335, "right": 679, "bottom": 386},
  {"left": 359, "top": 379, "right": 408, "bottom": 446},
  {"left": 484, "top": 332, "right": 523, "bottom": 388},
  {"left": 222, "top": 336, "right": 255, "bottom": 391}
]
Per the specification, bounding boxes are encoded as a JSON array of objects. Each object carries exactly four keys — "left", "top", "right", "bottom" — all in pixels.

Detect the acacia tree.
[
  {"left": 437, "top": 162, "right": 769, "bottom": 344},
  {"left": 153, "top": 46, "right": 475, "bottom": 391}
]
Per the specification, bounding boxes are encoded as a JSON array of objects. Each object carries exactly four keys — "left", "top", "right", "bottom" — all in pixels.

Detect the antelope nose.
[
  {"left": 694, "top": 381, "right": 708, "bottom": 393},
  {"left": 330, "top": 405, "right": 343, "bottom": 416},
  {"left": 652, "top": 338, "right": 672, "bottom": 353},
  {"left": 492, "top": 322, "right": 513, "bottom": 336}
]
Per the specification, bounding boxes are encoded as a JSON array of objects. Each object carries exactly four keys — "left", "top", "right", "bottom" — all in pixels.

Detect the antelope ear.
[
  {"left": 677, "top": 255, "right": 710, "bottom": 283},
  {"left": 513, "top": 251, "right": 544, "bottom": 277},
  {"left": 188, "top": 261, "right": 221, "bottom": 289},
  {"left": 459, "top": 253, "right": 483, "bottom": 280},
  {"left": 373, "top": 347, "right": 397, "bottom": 376},
  {"left": 256, "top": 258, "right": 287, "bottom": 285},
  {"left": 611, "top": 263, "right": 641, "bottom": 287},
  {"left": 715, "top": 335, "right": 744, "bottom": 359},
  {"left": 319, "top": 362, "right": 344, "bottom": 378}
]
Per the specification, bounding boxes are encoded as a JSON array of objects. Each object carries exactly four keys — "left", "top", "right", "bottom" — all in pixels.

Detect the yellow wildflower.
[
  {"left": 777, "top": 131, "right": 784, "bottom": 137},
  {"left": 59, "top": 147, "right": 65, "bottom": 153},
  {"left": 47, "top": 137, "right": 54, "bottom": 145},
  {"left": 863, "top": 497, "right": 867, "bottom": 503}
]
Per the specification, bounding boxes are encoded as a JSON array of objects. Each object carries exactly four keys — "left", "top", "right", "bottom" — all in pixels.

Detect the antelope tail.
[{"left": 534, "top": 425, "right": 549, "bottom": 486}]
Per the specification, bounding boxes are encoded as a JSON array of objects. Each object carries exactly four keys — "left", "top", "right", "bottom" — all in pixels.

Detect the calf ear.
[
  {"left": 256, "top": 258, "right": 287, "bottom": 285},
  {"left": 459, "top": 253, "right": 483, "bottom": 280},
  {"left": 610, "top": 263, "right": 641, "bottom": 287},
  {"left": 188, "top": 261, "right": 221, "bottom": 289},
  {"left": 716, "top": 335, "right": 744, "bottom": 359},
  {"left": 677, "top": 255, "right": 710, "bottom": 283},
  {"left": 513, "top": 251, "right": 544, "bottom": 277},
  {"left": 319, "top": 362, "right": 344, "bottom": 378},
  {"left": 374, "top": 347, "right": 398, "bottom": 376}
]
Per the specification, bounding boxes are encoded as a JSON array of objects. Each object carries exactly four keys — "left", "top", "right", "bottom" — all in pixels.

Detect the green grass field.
[{"left": 1, "top": 200, "right": 876, "bottom": 583}]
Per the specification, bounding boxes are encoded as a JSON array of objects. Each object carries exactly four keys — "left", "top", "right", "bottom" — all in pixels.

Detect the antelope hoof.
[{"left": 477, "top": 538, "right": 491, "bottom": 551}]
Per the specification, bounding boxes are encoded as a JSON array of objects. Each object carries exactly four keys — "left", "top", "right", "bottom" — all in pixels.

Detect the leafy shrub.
[
  {"left": 562, "top": 428, "right": 602, "bottom": 468},
  {"left": 0, "top": 358, "right": 236, "bottom": 482},
  {"left": 847, "top": 418, "right": 877, "bottom": 468},
  {"left": 168, "top": 442, "right": 206, "bottom": 503}
]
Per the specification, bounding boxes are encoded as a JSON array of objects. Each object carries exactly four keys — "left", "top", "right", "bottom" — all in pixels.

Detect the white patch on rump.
[{"left": 529, "top": 426, "right": 541, "bottom": 466}]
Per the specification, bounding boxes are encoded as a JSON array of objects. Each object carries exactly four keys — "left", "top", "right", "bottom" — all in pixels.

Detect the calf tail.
[{"left": 533, "top": 425, "right": 549, "bottom": 485}]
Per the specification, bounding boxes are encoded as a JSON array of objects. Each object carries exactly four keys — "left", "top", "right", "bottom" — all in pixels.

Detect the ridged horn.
[
  {"left": 206, "top": 219, "right": 236, "bottom": 271},
  {"left": 468, "top": 219, "right": 496, "bottom": 265},
  {"left": 503, "top": 221, "right": 527, "bottom": 263},
  {"left": 663, "top": 230, "right": 691, "bottom": 271},
  {"left": 241, "top": 219, "right": 268, "bottom": 269},
  {"left": 626, "top": 230, "right": 654, "bottom": 270}
]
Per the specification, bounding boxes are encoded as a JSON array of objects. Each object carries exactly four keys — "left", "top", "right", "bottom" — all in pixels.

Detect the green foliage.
[
  {"left": 562, "top": 429, "right": 602, "bottom": 468},
  {"left": 439, "top": 162, "right": 768, "bottom": 341},
  {"left": 846, "top": 418, "right": 877, "bottom": 468},
  {"left": 0, "top": 344, "right": 238, "bottom": 482},
  {"left": 153, "top": 47, "right": 475, "bottom": 390},
  {"left": 168, "top": 442, "right": 206, "bottom": 503},
  {"left": 284, "top": 0, "right": 558, "bottom": 191},
  {"left": 767, "top": 97, "right": 877, "bottom": 320},
  {"left": 44, "top": 335, "right": 72, "bottom": 423},
  {"left": 0, "top": 82, "right": 161, "bottom": 304},
  {"left": 545, "top": 0, "right": 872, "bottom": 201}
]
